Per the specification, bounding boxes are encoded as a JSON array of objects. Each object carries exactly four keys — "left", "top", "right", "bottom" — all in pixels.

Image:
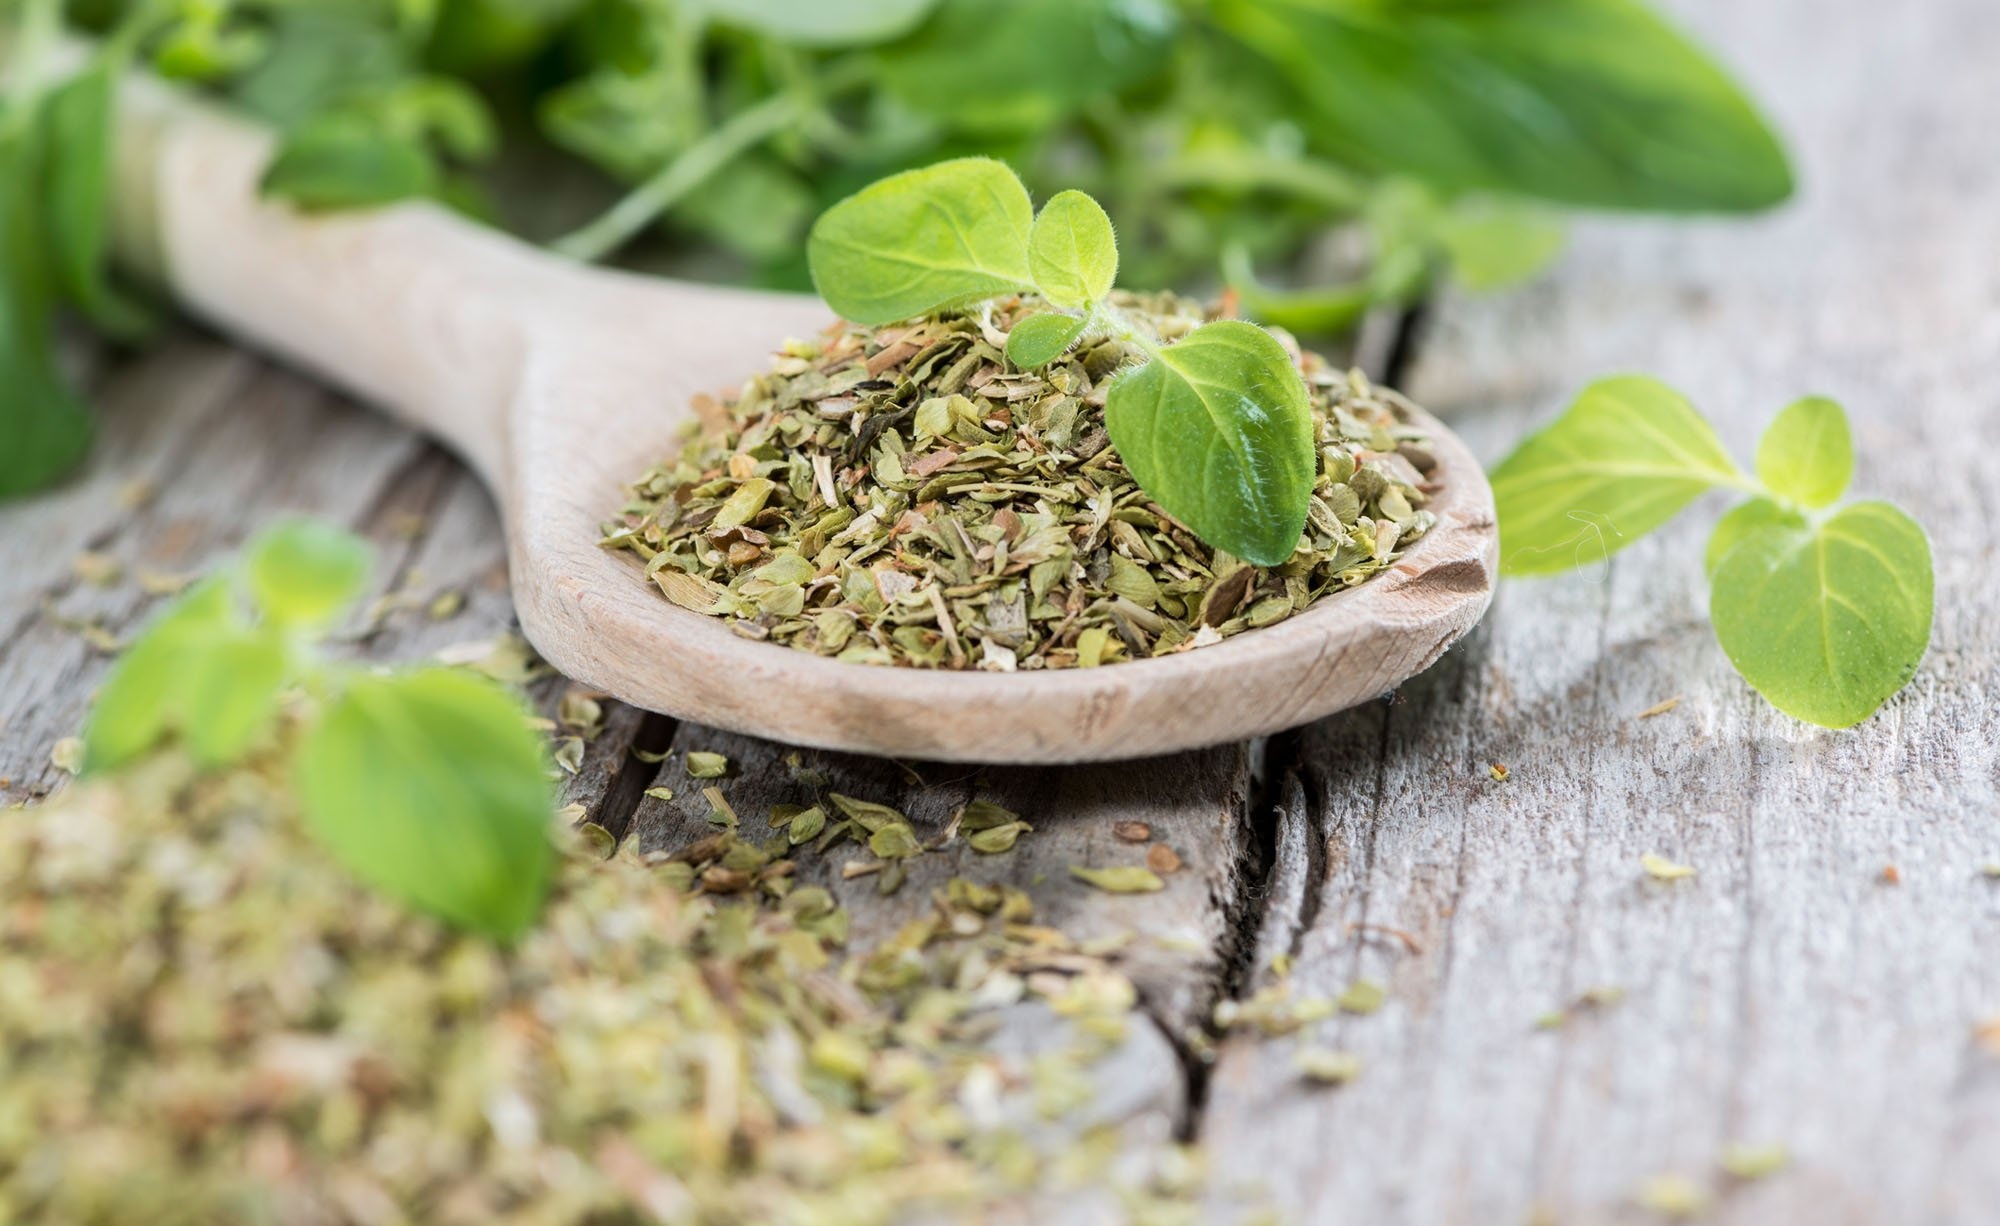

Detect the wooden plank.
[{"left": 1197, "top": 0, "right": 2000, "bottom": 1222}]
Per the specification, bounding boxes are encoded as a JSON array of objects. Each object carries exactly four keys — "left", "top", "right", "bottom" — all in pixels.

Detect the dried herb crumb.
[
  {"left": 1294, "top": 1047, "right": 1362, "bottom": 1085},
  {"left": 1719, "top": 1142, "right": 1790, "bottom": 1180},
  {"left": 1488, "top": 762, "right": 1510, "bottom": 782},
  {"left": 685, "top": 751, "right": 730, "bottom": 778},
  {"left": 1070, "top": 864, "right": 1165, "bottom": 894},
  {"left": 1641, "top": 852, "right": 1696, "bottom": 881},
  {"left": 1336, "top": 978, "right": 1387, "bottom": 1015},
  {"left": 1634, "top": 1173, "right": 1710, "bottom": 1218}
]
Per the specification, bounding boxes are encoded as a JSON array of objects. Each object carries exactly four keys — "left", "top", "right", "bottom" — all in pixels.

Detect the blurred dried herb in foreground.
[
  {"left": 0, "top": 750, "right": 1206, "bottom": 1224},
  {"left": 603, "top": 293, "right": 1437, "bottom": 670}
]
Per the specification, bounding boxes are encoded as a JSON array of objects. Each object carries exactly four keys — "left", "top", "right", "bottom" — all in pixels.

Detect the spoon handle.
[{"left": 106, "top": 61, "right": 580, "bottom": 486}]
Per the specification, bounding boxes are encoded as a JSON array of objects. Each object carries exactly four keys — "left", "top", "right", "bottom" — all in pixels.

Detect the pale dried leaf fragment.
[
  {"left": 1641, "top": 852, "right": 1696, "bottom": 881},
  {"left": 1336, "top": 979, "right": 1386, "bottom": 1015},
  {"left": 1719, "top": 1142, "right": 1790, "bottom": 1180},
  {"left": 1633, "top": 1173, "right": 1709, "bottom": 1219},
  {"left": 1070, "top": 865, "right": 1164, "bottom": 894},
  {"left": 1638, "top": 696, "right": 1683, "bottom": 718},
  {"left": 1294, "top": 1047, "right": 1362, "bottom": 1085},
  {"left": 685, "top": 752, "right": 729, "bottom": 779},
  {"left": 50, "top": 737, "right": 84, "bottom": 774}
]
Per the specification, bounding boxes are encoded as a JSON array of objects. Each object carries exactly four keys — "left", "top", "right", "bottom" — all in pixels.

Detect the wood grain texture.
[
  {"left": 1197, "top": 1, "right": 2000, "bottom": 1222},
  {"left": 92, "top": 59, "right": 1497, "bottom": 763}
]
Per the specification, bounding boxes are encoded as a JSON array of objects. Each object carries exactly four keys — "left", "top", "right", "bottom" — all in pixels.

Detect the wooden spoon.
[{"left": 102, "top": 69, "right": 1497, "bottom": 764}]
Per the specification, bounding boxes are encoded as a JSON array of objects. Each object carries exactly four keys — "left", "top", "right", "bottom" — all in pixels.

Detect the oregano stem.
[{"left": 552, "top": 59, "right": 870, "bottom": 265}]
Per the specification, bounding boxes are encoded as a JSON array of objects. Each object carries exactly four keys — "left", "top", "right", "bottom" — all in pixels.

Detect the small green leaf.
[
  {"left": 1755, "top": 395, "right": 1853, "bottom": 509},
  {"left": 261, "top": 112, "right": 437, "bottom": 211},
  {"left": 295, "top": 669, "right": 554, "bottom": 940},
  {"left": 82, "top": 578, "right": 289, "bottom": 771},
  {"left": 1710, "top": 501, "right": 1933, "bottom": 728},
  {"left": 807, "top": 157, "right": 1035, "bottom": 325},
  {"left": 1492, "top": 376, "right": 1746, "bottom": 576},
  {"left": 83, "top": 580, "right": 233, "bottom": 771},
  {"left": 41, "top": 55, "right": 151, "bottom": 338},
  {"left": 1104, "top": 321, "right": 1315, "bottom": 567},
  {"left": 878, "top": 0, "right": 1177, "bottom": 133},
  {"left": 245, "top": 519, "right": 372, "bottom": 627},
  {"left": 1005, "top": 312, "right": 1088, "bottom": 370},
  {"left": 1433, "top": 204, "right": 1566, "bottom": 294},
  {"left": 178, "top": 632, "right": 289, "bottom": 766},
  {"left": 1705, "top": 496, "right": 1804, "bottom": 577},
  {"left": 1028, "top": 190, "right": 1117, "bottom": 308},
  {"left": 685, "top": 0, "right": 940, "bottom": 46},
  {"left": 0, "top": 113, "right": 93, "bottom": 499}
]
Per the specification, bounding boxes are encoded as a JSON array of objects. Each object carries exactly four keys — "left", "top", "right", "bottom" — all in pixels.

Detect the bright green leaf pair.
[
  {"left": 808, "top": 159, "right": 1315, "bottom": 565},
  {"left": 1493, "top": 381, "right": 1931, "bottom": 728},
  {"left": 807, "top": 159, "right": 1117, "bottom": 340},
  {"left": 82, "top": 518, "right": 555, "bottom": 940}
]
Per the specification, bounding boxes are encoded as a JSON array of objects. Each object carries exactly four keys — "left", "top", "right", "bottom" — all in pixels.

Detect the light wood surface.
[
  {"left": 4, "top": 0, "right": 1994, "bottom": 1221},
  {"left": 1195, "top": 1, "right": 2000, "bottom": 1222},
  {"left": 97, "top": 65, "right": 1496, "bottom": 764}
]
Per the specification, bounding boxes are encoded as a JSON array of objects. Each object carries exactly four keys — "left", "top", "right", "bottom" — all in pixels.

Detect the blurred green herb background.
[{"left": 4, "top": 0, "right": 1793, "bottom": 496}]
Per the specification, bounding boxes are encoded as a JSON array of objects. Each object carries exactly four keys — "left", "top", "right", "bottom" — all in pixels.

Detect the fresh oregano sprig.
[
  {"left": 81, "top": 518, "right": 555, "bottom": 939},
  {"left": 807, "top": 157, "right": 1316, "bottom": 567},
  {"left": 1492, "top": 378, "right": 1934, "bottom": 728}
]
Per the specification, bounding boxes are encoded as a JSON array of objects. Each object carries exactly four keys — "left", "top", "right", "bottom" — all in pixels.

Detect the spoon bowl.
[{"left": 108, "top": 68, "right": 1497, "bottom": 763}]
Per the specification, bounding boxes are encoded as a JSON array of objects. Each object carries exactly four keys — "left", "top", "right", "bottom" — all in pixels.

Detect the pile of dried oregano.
[
  {"left": 603, "top": 293, "right": 1439, "bottom": 670},
  {"left": 0, "top": 750, "right": 1199, "bottom": 1224}
]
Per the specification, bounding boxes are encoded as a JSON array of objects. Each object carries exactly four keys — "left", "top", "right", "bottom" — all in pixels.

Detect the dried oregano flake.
[{"left": 603, "top": 292, "right": 1439, "bottom": 669}]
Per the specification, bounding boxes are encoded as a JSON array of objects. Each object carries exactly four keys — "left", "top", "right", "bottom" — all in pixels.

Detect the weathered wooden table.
[{"left": 4, "top": 0, "right": 1995, "bottom": 1221}]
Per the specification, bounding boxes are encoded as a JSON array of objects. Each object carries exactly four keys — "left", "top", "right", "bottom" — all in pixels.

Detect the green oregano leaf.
[
  {"left": 295, "top": 668, "right": 554, "bottom": 941},
  {"left": 684, "top": 0, "right": 940, "bottom": 47},
  {"left": 807, "top": 157, "right": 1034, "bottom": 325},
  {"left": 82, "top": 578, "right": 290, "bottom": 771},
  {"left": 1004, "top": 311, "right": 1088, "bottom": 370},
  {"left": 1490, "top": 375, "right": 1746, "bottom": 575},
  {"left": 245, "top": 518, "right": 372, "bottom": 627},
  {"left": 0, "top": 100, "right": 93, "bottom": 499},
  {"left": 1755, "top": 395, "right": 1853, "bottom": 509},
  {"left": 1104, "top": 321, "right": 1315, "bottom": 567},
  {"left": 261, "top": 112, "right": 437, "bottom": 211},
  {"left": 41, "top": 53, "right": 151, "bottom": 339},
  {"left": 1704, "top": 496, "right": 1804, "bottom": 577},
  {"left": 1028, "top": 189, "right": 1117, "bottom": 308},
  {"left": 1709, "top": 501, "right": 1932, "bottom": 728}
]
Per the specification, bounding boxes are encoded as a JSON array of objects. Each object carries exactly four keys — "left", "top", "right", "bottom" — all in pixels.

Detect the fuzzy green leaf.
[
  {"left": 1710, "top": 501, "right": 1932, "bottom": 728},
  {"left": 1028, "top": 189, "right": 1117, "bottom": 308},
  {"left": 261, "top": 112, "right": 437, "bottom": 210},
  {"left": 41, "top": 56, "right": 151, "bottom": 338},
  {"left": 0, "top": 111, "right": 92, "bottom": 499},
  {"left": 807, "top": 157, "right": 1034, "bottom": 325},
  {"left": 1210, "top": 0, "right": 1792, "bottom": 212},
  {"left": 295, "top": 669, "right": 554, "bottom": 940},
  {"left": 245, "top": 519, "right": 372, "bottom": 627},
  {"left": 1005, "top": 312, "right": 1088, "bottom": 370},
  {"left": 1705, "top": 496, "right": 1804, "bottom": 577},
  {"left": 686, "top": 0, "right": 940, "bottom": 46},
  {"left": 878, "top": 0, "right": 1177, "bottom": 133},
  {"left": 1492, "top": 376, "right": 1745, "bottom": 576},
  {"left": 1104, "top": 321, "right": 1315, "bottom": 567},
  {"left": 1755, "top": 395, "right": 1853, "bottom": 509},
  {"left": 83, "top": 579, "right": 288, "bottom": 771}
]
